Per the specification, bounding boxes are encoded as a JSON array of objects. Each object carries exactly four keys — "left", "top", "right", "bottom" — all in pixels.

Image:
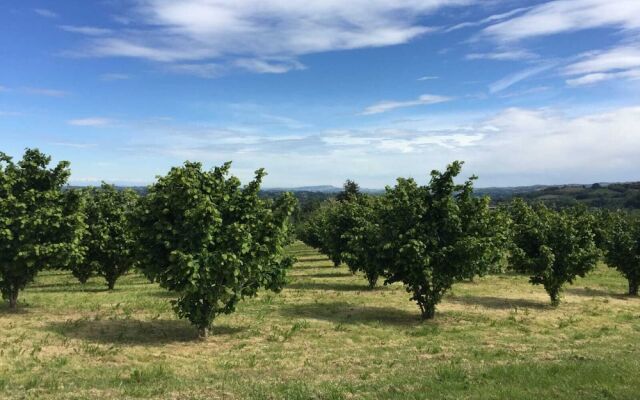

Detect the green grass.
[{"left": 1, "top": 241, "right": 639, "bottom": 399}]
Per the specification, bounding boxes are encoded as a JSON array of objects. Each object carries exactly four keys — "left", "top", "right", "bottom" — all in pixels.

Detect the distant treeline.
[{"left": 482, "top": 182, "right": 640, "bottom": 209}]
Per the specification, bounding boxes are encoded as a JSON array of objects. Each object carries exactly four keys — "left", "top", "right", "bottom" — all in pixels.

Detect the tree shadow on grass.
[
  {"left": 280, "top": 301, "right": 420, "bottom": 326},
  {"left": 564, "top": 287, "right": 630, "bottom": 300},
  {"left": 0, "top": 303, "right": 30, "bottom": 315},
  {"left": 46, "top": 318, "right": 244, "bottom": 345},
  {"left": 447, "top": 295, "right": 549, "bottom": 310},
  {"left": 29, "top": 286, "right": 111, "bottom": 294},
  {"left": 294, "top": 264, "right": 336, "bottom": 270},
  {"left": 286, "top": 281, "right": 369, "bottom": 292},
  {"left": 294, "top": 257, "right": 331, "bottom": 263},
  {"left": 304, "top": 272, "right": 353, "bottom": 278}
]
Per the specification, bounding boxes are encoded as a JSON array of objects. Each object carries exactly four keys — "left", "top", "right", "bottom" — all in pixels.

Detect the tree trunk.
[
  {"left": 629, "top": 279, "right": 639, "bottom": 296},
  {"left": 198, "top": 326, "right": 209, "bottom": 339},
  {"left": 8, "top": 290, "right": 18, "bottom": 310},
  {"left": 418, "top": 300, "right": 436, "bottom": 320},
  {"left": 549, "top": 290, "right": 560, "bottom": 307}
]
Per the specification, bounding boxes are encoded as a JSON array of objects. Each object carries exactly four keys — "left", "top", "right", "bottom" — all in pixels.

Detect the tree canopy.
[
  {"left": 0, "top": 149, "right": 85, "bottom": 308},
  {"left": 135, "top": 161, "right": 296, "bottom": 337}
]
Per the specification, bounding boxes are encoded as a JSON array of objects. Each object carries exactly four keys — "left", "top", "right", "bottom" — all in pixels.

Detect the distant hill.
[
  {"left": 68, "top": 181, "right": 640, "bottom": 210},
  {"left": 485, "top": 182, "right": 640, "bottom": 209}
]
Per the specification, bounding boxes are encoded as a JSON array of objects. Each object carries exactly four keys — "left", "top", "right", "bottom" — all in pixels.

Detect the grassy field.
[{"left": 1, "top": 241, "right": 639, "bottom": 399}]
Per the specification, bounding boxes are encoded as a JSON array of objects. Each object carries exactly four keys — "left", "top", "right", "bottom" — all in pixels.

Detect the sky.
[{"left": 1, "top": 0, "right": 640, "bottom": 188}]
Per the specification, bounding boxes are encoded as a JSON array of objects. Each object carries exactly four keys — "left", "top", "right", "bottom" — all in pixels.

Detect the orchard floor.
[{"left": 1, "top": 242, "right": 639, "bottom": 400}]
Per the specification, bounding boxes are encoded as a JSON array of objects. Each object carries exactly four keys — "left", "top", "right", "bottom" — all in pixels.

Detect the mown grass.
[{"left": 0, "top": 241, "right": 639, "bottom": 399}]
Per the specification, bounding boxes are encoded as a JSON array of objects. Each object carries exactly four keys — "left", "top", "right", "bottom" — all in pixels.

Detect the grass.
[{"left": 0, "top": 241, "right": 639, "bottom": 399}]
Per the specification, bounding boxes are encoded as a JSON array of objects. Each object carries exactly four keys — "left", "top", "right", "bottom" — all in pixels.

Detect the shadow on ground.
[
  {"left": 280, "top": 301, "right": 419, "bottom": 326},
  {"left": 565, "top": 287, "right": 630, "bottom": 299},
  {"left": 303, "top": 272, "right": 353, "bottom": 278},
  {"left": 447, "top": 295, "right": 549, "bottom": 310},
  {"left": 46, "top": 318, "right": 244, "bottom": 344},
  {"left": 286, "top": 281, "right": 370, "bottom": 292}
]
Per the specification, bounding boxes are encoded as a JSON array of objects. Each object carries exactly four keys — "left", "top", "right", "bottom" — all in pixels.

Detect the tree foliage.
[
  {"left": 507, "top": 199, "right": 600, "bottom": 305},
  {"left": 377, "top": 161, "right": 505, "bottom": 319},
  {"left": 341, "top": 196, "right": 385, "bottom": 288},
  {"left": 0, "top": 149, "right": 85, "bottom": 309},
  {"left": 602, "top": 211, "right": 640, "bottom": 296},
  {"left": 78, "top": 184, "right": 139, "bottom": 289},
  {"left": 135, "top": 161, "right": 296, "bottom": 337}
]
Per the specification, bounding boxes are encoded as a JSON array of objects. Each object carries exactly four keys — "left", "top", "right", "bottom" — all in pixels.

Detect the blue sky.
[{"left": 1, "top": 0, "right": 640, "bottom": 187}]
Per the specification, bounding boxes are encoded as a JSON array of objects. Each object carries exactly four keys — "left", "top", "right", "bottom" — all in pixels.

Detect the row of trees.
[
  {"left": 300, "top": 162, "right": 640, "bottom": 318},
  {"left": 0, "top": 149, "right": 295, "bottom": 337}
]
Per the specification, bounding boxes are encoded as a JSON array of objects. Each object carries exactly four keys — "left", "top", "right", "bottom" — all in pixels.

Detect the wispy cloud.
[
  {"left": 466, "top": 49, "right": 537, "bottom": 61},
  {"left": 564, "top": 45, "right": 640, "bottom": 86},
  {"left": 165, "top": 63, "right": 223, "bottom": 79},
  {"left": 100, "top": 73, "right": 131, "bottom": 81},
  {"left": 67, "top": 118, "right": 113, "bottom": 127},
  {"left": 482, "top": 0, "right": 640, "bottom": 42},
  {"left": 489, "top": 63, "right": 555, "bottom": 94},
  {"left": 59, "top": 25, "right": 112, "bottom": 36},
  {"left": 362, "top": 94, "right": 452, "bottom": 115},
  {"left": 23, "top": 87, "right": 69, "bottom": 97},
  {"left": 445, "top": 7, "right": 531, "bottom": 32},
  {"left": 417, "top": 76, "right": 439, "bottom": 81},
  {"left": 34, "top": 8, "right": 58, "bottom": 18},
  {"left": 68, "top": 0, "right": 468, "bottom": 73},
  {"left": 234, "top": 58, "right": 306, "bottom": 74}
]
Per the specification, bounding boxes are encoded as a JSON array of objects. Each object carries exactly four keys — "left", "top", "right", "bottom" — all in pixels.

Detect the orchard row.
[{"left": 1, "top": 149, "right": 639, "bottom": 337}]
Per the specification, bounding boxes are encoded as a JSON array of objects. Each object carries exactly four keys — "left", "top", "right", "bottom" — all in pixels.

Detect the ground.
[{"left": 1, "top": 242, "right": 639, "bottom": 399}]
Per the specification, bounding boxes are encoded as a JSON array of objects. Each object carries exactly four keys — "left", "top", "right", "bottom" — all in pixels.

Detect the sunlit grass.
[{"left": 0, "top": 241, "right": 638, "bottom": 399}]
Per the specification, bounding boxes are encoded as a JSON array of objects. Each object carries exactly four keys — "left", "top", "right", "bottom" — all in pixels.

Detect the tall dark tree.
[
  {"left": 0, "top": 149, "right": 85, "bottom": 309},
  {"left": 135, "top": 162, "right": 296, "bottom": 337},
  {"left": 336, "top": 180, "right": 361, "bottom": 202}
]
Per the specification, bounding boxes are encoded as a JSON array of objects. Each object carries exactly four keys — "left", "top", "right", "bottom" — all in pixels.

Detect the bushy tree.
[
  {"left": 602, "top": 211, "right": 640, "bottom": 296},
  {"left": 299, "top": 180, "right": 365, "bottom": 268},
  {"left": 0, "top": 149, "right": 85, "bottom": 309},
  {"left": 135, "top": 162, "right": 296, "bottom": 337},
  {"left": 341, "top": 196, "right": 385, "bottom": 288},
  {"left": 80, "top": 184, "right": 139, "bottom": 290},
  {"left": 508, "top": 200, "right": 600, "bottom": 306},
  {"left": 377, "top": 161, "right": 505, "bottom": 319}
]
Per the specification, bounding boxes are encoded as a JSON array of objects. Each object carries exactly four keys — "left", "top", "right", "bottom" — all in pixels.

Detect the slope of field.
[{"left": 1, "top": 242, "right": 639, "bottom": 399}]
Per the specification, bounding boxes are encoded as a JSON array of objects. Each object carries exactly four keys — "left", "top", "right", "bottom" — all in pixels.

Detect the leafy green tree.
[
  {"left": 0, "top": 149, "right": 85, "bottom": 309},
  {"left": 80, "top": 184, "right": 139, "bottom": 290},
  {"left": 508, "top": 200, "right": 600, "bottom": 305},
  {"left": 135, "top": 162, "right": 296, "bottom": 337},
  {"left": 377, "top": 161, "right": 504, "bottom": 319},
  {"left": 341, "top": 196, "right": 385, "bottom": 288},
  {"left": 602, "top": 211, "right": 640, "bottom": 296}
]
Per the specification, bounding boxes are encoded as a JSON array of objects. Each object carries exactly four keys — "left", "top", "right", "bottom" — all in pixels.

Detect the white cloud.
[
  {"left": 488, "top": 63, "right": 555, "bottom": 93},
  {"left": 362, "top": 94, "right": 452, "bottom": 115},
  {"left": 483, "top": 0, "right": 640, "bottom": 42},
  {"left": 100, "top": 73, "right": 131, "bottom": 81},
  {"left": 564, "top": 45, "right": 640, "bottom": 86},
  {"left": 74, "top": 0, "right": 469, "bottom": 70},
  {"left": 23, "top": 87, "right": 69, "bottom": 97},
  {"left": 417, "top": 76, "right": 439, "bottom": 81},
  {"left": 67, "top": 118, "right": 113, "bottom": 127},
  {"left": 34, "top": 8, "right": 58, "bottom": 18},
  {"left": 566, "top": 69, "right": 640, "bottom": 86},
  {"left": 466, "top": 49, "right": 537, "bottom": 61},
  {"left": 60, "top": 25, "right": 112, "bottom": 36},
  {"left": 165, "top": 63, "right": 223, "bottom": 79},
  {"left": 445, "top": 7, "right": 531, "bottom": 32},
  {"left": 233, "top": 58, "right": 306, "bottom": 74}
]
